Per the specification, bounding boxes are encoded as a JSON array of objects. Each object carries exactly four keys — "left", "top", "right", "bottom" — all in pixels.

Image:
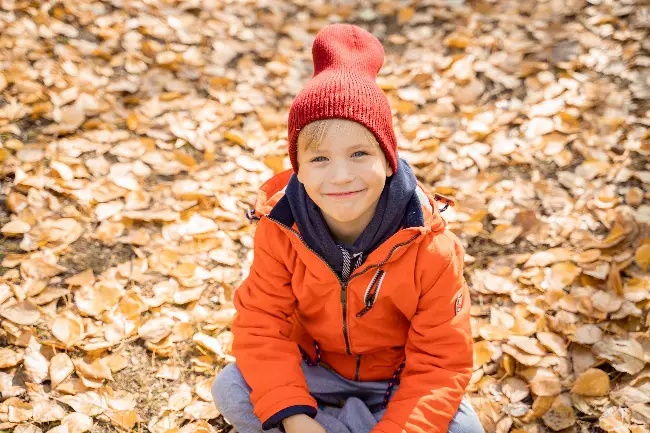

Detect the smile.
[{"left": 324, "top": 189, "right": 367, "bottom": 198}]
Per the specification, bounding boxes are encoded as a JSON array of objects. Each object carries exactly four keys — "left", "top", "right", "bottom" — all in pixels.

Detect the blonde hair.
[{"left": 297, "top": 119, "right": 379, "bottom": 152}]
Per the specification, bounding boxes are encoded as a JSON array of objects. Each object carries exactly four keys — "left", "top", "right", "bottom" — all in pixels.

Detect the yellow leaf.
[
  {"left": 110, "top": 410, "right": 137, "bottom": 430},
  {"left": 635, "top": 243, "right": 650, "bottom": 271},
  {"left": 126, "top": 112, "right": 138, "bottom": 131},
  {"left": 52, "top": 316, "right": 83, "bottom": 348},
  {"left": 571, "top": 368, "right": 610, "bottom": 396},
  {"left": 601, "top": 221, "right": 627, "bottom": 247},
  {"left": 529, "top": 396, "right": 554, "bottom": 420},
  {"left": 0, "top": 148, "right": 10, "bottom": 162},
  {"left": 397, "top": 7, "right": 415, "bottom": 24},
  {"left": 473, "top": 340, "right": 494, "bottom": 368},
  {"left": 224, "top": 130, "right": 245, "bottom": 146},
  {"left": 64, "top": 269, "right": 95, "bottom": 286},
  {"left": 263, "top": 155, "right": 286, "bottom": 174},
  {"left": 160, "top": 91, "right": 183, "bottom": 101},
  {"left": 548, "top": 262, "right": 581, "bottom": 290}
]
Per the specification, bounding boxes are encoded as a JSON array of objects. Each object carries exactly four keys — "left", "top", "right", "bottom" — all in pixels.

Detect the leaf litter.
[{"left": 1, "top": 0, "right": 650, "bottom": 433}]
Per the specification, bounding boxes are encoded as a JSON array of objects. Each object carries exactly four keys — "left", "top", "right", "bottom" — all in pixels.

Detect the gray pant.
[{"left": 212, "top": 361, "right": 485, "bottom": 433}]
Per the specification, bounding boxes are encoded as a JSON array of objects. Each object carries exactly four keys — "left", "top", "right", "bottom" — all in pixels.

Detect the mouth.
[{"left": 324, "top": 189, "right": 367, "bottom": 198}]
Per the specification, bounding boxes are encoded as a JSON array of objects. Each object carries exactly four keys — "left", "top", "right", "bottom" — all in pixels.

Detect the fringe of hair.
[{"left": 297, "top": 119, "right": 379, "bottom": 152}]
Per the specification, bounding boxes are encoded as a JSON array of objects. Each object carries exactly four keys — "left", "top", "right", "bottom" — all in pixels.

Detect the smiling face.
[{"left": 296, "top": 118, "right": 393, "bottom": 244}]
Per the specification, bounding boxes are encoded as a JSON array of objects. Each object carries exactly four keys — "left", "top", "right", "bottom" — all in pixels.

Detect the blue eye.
[
  {"left": 352, "top": 151, "right": 368, "bottom": 157},
  {"left": 310, "top": 156, "right": 328, "bottom": 163}
]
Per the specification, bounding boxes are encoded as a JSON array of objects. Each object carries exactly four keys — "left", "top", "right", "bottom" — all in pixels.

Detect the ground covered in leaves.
[{"left": 1, "top": 0, "right": 649, "bottom": 433}]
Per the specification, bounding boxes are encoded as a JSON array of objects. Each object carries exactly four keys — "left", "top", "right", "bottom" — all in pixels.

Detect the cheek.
[
  {"left": 362, "top": 165, "right": 388, "bottom": 189},
  {"left": 299, "top": 172, "right": 323, "bottom": 193}
]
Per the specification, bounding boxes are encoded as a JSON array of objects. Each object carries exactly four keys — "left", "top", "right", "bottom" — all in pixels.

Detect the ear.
[
  {"left": 296, "top": 166, "right": 304, "bottom": 184},
  {"left": 386, "top": 164, "right": 393, "bottom": 177}
]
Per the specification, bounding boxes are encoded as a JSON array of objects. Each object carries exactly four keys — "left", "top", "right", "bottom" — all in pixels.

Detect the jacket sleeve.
[
  {"left": 372, "top": 232, "right": 473, "bottom": 433},
  {"left": 231, "top": 218, "right": 318, "bottom": 427}
]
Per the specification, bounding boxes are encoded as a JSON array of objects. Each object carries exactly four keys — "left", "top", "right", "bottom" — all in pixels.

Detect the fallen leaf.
[
  {"left": 0, "top": 300, "right": 41, "bottom": 325},
  {"left": 0, "top": 348, "right": 24, "bottom": 368},
  {"left": 543, "top": 406, "right": 575, "bottom": 431},
  {"left": 572, "top": 368, "right": 610, "bottom": 396},
  {"left": 592, "top": 338, "right": 646, "bottom": 374},
  {"left": 50, "top": 353, "right": 75, "bottom": 389},
  {"left": 635, "top": 244, "right": 650, "bottom": 271}
]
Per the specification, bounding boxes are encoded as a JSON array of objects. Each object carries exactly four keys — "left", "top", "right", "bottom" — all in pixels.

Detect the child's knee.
[
  {"left": 448, "top": 398, "right": 485, "bottom": 433},
  {"left": 211, "top": 362, "right": 246, "bottom": 412}
]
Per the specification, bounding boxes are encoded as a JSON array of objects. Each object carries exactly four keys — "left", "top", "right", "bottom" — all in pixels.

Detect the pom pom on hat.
[{"left": 288, "top": 24, "right": 398, "bottom": 174}]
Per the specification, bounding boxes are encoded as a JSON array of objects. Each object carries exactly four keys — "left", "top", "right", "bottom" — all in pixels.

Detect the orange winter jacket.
[{"left": 231, "top": 169, "right": 473, "bottom": 433}]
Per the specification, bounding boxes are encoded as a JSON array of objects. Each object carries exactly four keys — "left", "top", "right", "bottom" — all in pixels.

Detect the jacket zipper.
[
  {"left": 350, "top": 233, "right": 422, "bottom": 280},
  {"left": 356, "top": 269, "right": 386, "bottom": 318},
  {"left": 265, "top": 216, "right": 421, "bottom": 356},
  {"left": 267, "top": 216, "right": 354, "bottom": 354},
  {"left": 355, "top": 355, "right": 362, "bottom": 381}
]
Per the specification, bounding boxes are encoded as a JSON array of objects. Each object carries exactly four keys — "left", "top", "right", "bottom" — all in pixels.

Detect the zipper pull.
[
  {"left": 356, "top": 269, "right": 385, "bottom": 318},
  {"left": 356, "top": 306, "right": 371, "bottom": 318}
]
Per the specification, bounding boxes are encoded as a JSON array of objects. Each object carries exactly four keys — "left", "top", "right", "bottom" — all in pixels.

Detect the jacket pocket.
[{"left": 356, "top": 269, "right": 386, "bottom": 318}]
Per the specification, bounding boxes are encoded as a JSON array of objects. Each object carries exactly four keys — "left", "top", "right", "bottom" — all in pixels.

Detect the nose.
[{"left": 329, "top": 160, "right": 355, "bottom": 184}]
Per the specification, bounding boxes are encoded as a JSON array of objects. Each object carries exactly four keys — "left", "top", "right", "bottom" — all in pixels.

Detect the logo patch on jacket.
[{"left": 455, "top": 292, "right": 463, "bottom": 315}]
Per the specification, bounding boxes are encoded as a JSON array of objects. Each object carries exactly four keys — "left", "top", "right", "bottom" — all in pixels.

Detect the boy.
[{"left": 212, "top": 24, "right": 483, "bottom": 433}]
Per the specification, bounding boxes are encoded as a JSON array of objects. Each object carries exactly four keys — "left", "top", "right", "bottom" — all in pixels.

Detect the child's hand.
[{"left": 282, "top": 414, "right": 327, "bottom": 433}]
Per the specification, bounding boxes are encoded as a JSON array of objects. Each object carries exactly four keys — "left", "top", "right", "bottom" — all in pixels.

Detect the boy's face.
[{"left": 297, "top": 119, "right": 393, "bottom": 229}]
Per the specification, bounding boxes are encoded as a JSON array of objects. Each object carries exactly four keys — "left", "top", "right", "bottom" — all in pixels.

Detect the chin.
[{"left": 322, "top": 206, "right": 367, "bottom": 223}]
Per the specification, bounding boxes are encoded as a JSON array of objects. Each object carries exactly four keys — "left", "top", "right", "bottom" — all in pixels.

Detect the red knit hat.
[{"left": 287, "top": 24, "right": 398, "bottom": 174}]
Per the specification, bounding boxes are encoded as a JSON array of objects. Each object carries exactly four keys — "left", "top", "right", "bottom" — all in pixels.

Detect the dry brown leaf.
[
  {"left": 32, "top": 401, "right": 67, "bottom": 422},
  {"left": 600, "top": 413, "right": 630, "bottom": 433},
  {"left": 493, "top": 225, "right": 523, "bottom": 245},
  {"left": 23, "top": 345, "right": 49, "bottom": 384},
  {"left": 109, "top": 410, "right": 137, "bottom": 430},
  {"left": 138, "top": 317, "right": 175, "bottom": 343},
  {"left": 502, "top": 377, "right": 530, "bottom": 403},
  {"left": 502, "top": 345, "right": 542, "bottom": 366},
  {"left": 63, "top": 269, "right": 95, "bottom": 286},
  {"left": 508, "top": 336, "right": 548, "bottom": 356},
  {"left": 0, "top": 348, "right": 24, "bottom": 368},
  {"left": 60, "top": 412, "right": 94, "bottom": 433},
  {"left": 73, "top": 357, "right": 113, "bottom": 381},
  {"left": 524, "top": 248, "right": 573, "bottom": 268},
  {"left": 192, "top": 332, "right": 224, "bottom": 357},
  {"left": 592, "top": 338, "right": 646, "bottom": 374},
  {"left": 50, "top": 353, "right": 75, "bottom": 389},
  {"left": 168, "top": 385, "right": 193, "bottom": 410},
  {"left": 1, "top": 219, "right": 30, "bottom": 236},
  {"left": 51, "top": 316, "right": 84, "bottom": 348},
  {"left": 56, "top": 393, "right": 105, "bottom": 417},
  {"left": 635, "top": 244, "right": 650, "bottom": 271},
  {"left": 0, "top": 300, "right": 41, "bottom": 325},
  {"left": 547, "top": 262, "right": 581, "bottom": 290},
  {"left": 542, "top": 406, "right": 575, "bottom": 431},
  {"left": 573, "top": 324, "right": 603, "bottom": 345},
  {"left": 525, "top": 368, "right": 562, "bottom": 397},
  {"left": 194, "top": 378, "right": 214, "bottom": 402},
  {"left": 537, "top": 332, "right": 567, "bottom": 357},
  {"left": 183, "top": 401, "right": 220, "bottom": 420},
  {"left": 473, "top": 340, "right": 495, "bottom": 368},
  {"left": 74, "top": 281, "right": 125, "bottom": 317},
  {"left": 572, "top": 368, "right": 610, "bottom": 397},
  {"left": 8, "top": 400, "right": 33, "bottom": 422},
  {"left": 592, "top": 290, "right": 623, "bottom": 313},
  {"left": 156, "top": 364, "right": 181, "bottom": 380},
  {"left": 624, "top": 278, "right": 650, "bottom": 302}
]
